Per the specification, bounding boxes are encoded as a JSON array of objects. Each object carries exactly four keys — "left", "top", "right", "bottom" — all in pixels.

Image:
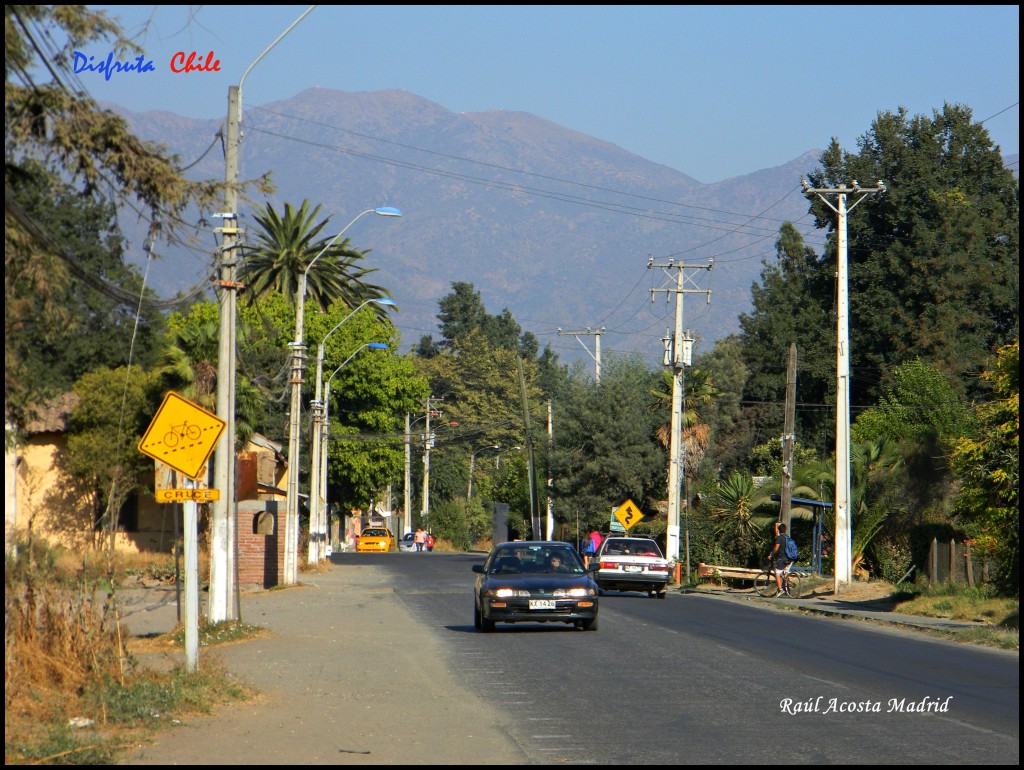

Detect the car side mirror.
[{"left": 472, "top": 564, "right": 485, "bottom": 574}]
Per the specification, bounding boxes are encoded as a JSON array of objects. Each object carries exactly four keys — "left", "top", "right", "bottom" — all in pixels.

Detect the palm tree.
[
  {"left": 706, "top": 471, "right": 775, "bottom": 563},
  {"left": 239, "top": 200, "right": 390, "bottom": 312},
  {"left": 652, "top": 368, "right": 719, "bottom": 507},
  {"left": 813, "top": 438, "right": 904, "bottom": 574},
  {"left": 158, "top": 314, "right": 259, "bottom": 451}
]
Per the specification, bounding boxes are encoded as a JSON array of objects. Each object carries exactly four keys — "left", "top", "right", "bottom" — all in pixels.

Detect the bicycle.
[{"left": 754, "top": 561, "right": 802, "bottom": 599}]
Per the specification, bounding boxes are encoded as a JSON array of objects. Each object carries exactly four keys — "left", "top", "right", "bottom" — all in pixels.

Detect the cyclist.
[{"left": 767, "top": 522, "right": 796, "bottom": 594}]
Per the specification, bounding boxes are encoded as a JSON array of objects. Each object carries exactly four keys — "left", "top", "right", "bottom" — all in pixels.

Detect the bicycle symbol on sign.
[{"left": 163, "top": 421, "right": 202, "bottom": 448}]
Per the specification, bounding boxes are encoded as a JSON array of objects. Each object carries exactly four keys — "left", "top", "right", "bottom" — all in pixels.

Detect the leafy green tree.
[
  {"left": 739, "top": 222, "right": 837, "bottom": 458},
  {"left": 5, "top": 163, "right": 167, "bottom": 415},
  {"left": 431, "top": 281, "right": 546, "bottom": 362},
  {"left": 693, "top": 335, "right": 750, "bottom": 475},
  {"left": 950, "top": 341, "right": 1018, "bottom": 593},
  {"left": 160, "top": 301, "right": 264, "bottom": 450},
  {"left": 239, "top": 200, "right": 391, "bottom": 312},
  {"left": 853, "top": 358, "right": 975, "bottom": 446},
  {"left": 853, "top": 358, "right": 977, "bottom": 519},
  {"left": 806, "top": 103, "right": 1019, "bottom": 404},
  {"left": 6, "top": 6, "right": 245, "bottom": 427},
  {"left": 317, "top": 309, "right": 429, "bottom": 513},
  {"left": 549, "top": 355, "right": 666, "bottom": 535},
  {"left": 63, "top": 367, "right": 163, "bottom": 544}
]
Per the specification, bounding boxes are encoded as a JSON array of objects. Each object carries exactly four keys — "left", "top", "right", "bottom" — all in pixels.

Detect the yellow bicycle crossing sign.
[
  {"left": 613, "top": 499, "right": 644, "bottom": 530},
  {"left": 138, "top": 392, "right": 225, "bottom": 480}
]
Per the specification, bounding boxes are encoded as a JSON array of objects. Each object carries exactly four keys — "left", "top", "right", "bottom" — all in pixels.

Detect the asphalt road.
[
  {"left": 387, "top": 552, "right": 1018, "bottom": 765},
  {"left": 122, "top": 552, "right": 1018, "bottom": 765}
]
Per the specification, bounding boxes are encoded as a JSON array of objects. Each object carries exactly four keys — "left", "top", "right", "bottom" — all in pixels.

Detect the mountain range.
[{"left": 112, "top": 88, "right": 848, "bottom": 365}]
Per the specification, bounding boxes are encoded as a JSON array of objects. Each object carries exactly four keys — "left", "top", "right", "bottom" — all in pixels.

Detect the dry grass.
[
  {"left": 5, "top": 541, "right": 242, "bottom": 763},
  {"left": 5, "top": 551, "right": 129, "bottom": 761}
]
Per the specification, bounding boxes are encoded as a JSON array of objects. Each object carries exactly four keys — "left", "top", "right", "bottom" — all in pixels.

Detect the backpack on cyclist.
[{"left": 784, "top": 535, "right": 799, "bottom": 561}]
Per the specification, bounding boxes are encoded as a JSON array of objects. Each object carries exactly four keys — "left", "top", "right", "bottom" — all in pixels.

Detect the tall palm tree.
[
  {"left": 651, "top": 368, "right": 719, "bottom": 506},
  {"left": 239, "top": 200, "right": 390, "bottom": 312}
]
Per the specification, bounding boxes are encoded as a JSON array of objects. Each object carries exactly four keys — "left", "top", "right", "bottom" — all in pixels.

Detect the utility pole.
[
  {"left": 546, "top": 400, "right": 554, "bottom": 540},
  {"left": 421, "top": 396, "right": 441, "bottom": 531},
  {"left": 649, "top": 257, "right": 712, "bottom": 563},
  {"left": 557, "top": 327, "right": 605, "bottom": 383},
  {"left": 780, "top": 343, "right": 797, "bottom": 532},
  {"left": 518, "top": 358, "right": 541, "bottom": 538},
  {"left": 209, "top": 85, "right": 241, "bottom": 623},
  {"left": 404, "top": 413, "right": 412, "bottom": 536},
  {"left": 801, "top": 179, "right": 885, "bottom": 592},
  {"left": 209, "top": 7, "right": 314, "bottom": 618}
]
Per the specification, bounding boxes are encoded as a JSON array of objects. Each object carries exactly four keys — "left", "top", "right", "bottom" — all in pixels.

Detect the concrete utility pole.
[
  {"left": 421, "top": 396, "right": 442, "bottom": 531},
  {"left": 801, "top": 179, "right": 885, "bottom": 592},
  {"left": 210, "top": 7, "right": 315, "bottom": 620},
  {"left": 209, "top": 85, "right": 241, "bottom": 624},
  {"left": 780, "top": 343, "right": 797, "bottom": 532},
  {"left": 404, "top": 413, "right": 413, "bottom": 536},
  {"left": 649, "top": 257, "right": 712, "bottom": 563},
  {"left": 546, "top": 400, "right": 554, "bottom": 540},
  {"left": 557, "top": 327, "right": 605, "bottom": 382}
]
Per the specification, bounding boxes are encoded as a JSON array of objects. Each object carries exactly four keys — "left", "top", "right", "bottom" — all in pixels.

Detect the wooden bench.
[{"left": 697, "top": 563, "right": 763, "bottom": 584}]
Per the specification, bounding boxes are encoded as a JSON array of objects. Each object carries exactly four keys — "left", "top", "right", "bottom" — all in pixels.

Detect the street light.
[
  {"left": 495, "top": 446, "right": 523, "bottom": 471},
  {"left": 317, "top": 342, "right": 389, "bottom": 557},
  {"left": 308, "top": 298, "right": 397, "bottom": 564},
  {"left": 468, "top": 445, "right": 501, "bottom": 500},
  {"left": 284, "top": 207, "right": 402, "bottom": 584}
]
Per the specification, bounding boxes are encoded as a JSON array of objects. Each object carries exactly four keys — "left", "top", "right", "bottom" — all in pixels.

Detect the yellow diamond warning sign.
[
  {"left": 613, "top": 499, "right": 645, "bottom": 530},
  {"left": 138, "top": 392, "right": 226, "bottom": 480}
]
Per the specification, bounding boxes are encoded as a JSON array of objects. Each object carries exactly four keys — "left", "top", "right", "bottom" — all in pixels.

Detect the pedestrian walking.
[
  {"left": 414, "top": 527, "right": 426, "bottom": 552},
  {"left": 582, "top": 529, "right": 603, "bottom": 568}
]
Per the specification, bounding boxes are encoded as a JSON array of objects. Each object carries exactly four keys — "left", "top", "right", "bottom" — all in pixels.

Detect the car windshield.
[
  {"left": 603, "top": 539, "right": 662, "bottom": 557},
  {"left": 489, "top": 545, "right": 585, "bottom": 575},
  {"left": 363, "top": 529, "right": 389, "bottom": 537}
]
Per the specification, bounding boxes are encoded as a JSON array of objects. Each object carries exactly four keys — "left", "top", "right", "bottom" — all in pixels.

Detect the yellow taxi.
[{"left": 355, "top": 527, "right": 395, "bottom": 553}]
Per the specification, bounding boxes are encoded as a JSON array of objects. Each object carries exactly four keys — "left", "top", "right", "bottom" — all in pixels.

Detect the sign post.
[{"left": 139, "top": 393, "right": 226, "bottom": 674}]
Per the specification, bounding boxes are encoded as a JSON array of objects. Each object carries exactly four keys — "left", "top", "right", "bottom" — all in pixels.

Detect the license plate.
[
  {"left": 529, "top": 599, "right": 556, "bottom": 610},
  {"left": 624, "top": 565, "right": 643, "bottom": 573}
]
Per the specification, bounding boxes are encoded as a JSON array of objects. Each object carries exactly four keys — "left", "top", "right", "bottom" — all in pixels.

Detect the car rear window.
[{"left": 603, "top": 539, "right": 663, "bottom": 557}]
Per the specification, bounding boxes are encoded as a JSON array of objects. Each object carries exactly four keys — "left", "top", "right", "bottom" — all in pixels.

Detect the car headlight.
[
  {"left": 485, "top": 588, "right": 530, "bottom": 598},
  {"left": 552, "top": 587, "right": 596, "bottom": 598}
]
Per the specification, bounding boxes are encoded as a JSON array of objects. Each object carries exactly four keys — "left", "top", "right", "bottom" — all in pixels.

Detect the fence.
[{"left": 927, "top": 538, "right": 980, "bottom": 586}]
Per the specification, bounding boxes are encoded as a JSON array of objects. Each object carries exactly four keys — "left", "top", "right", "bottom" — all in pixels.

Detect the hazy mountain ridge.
[{"left": 113, "top": 88, "right": 829, "bottom": 361}]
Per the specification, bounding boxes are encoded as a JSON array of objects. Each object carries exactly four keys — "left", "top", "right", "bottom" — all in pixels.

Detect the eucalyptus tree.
[
  {"left": 549, "top": 354, "right": 666, "bottom": 535},
  {"left": 239, "top": 200, "right": 391, "bottom": 312}
]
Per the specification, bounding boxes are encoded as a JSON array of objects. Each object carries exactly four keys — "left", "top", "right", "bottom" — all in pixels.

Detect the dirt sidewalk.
[{"left": 120, "top": 563, "right": 529, "bottom": 765}]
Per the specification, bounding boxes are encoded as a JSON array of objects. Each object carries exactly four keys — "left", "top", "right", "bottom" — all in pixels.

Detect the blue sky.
[{"left": 83, "top": 5, "right": 1018, "bottom": 184}]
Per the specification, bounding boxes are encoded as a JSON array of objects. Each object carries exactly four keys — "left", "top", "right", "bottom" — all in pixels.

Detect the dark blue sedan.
[{"left": 472, "top": 541, "right": 600, "bottom": 632}]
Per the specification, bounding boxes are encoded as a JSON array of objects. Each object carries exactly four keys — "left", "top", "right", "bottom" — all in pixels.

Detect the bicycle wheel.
[
  {"left": 784, "top": 572, "right": 802, "bottom": 599},
  {"left": 754, "top": 572, "right": 777, "bottom": 597}
]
